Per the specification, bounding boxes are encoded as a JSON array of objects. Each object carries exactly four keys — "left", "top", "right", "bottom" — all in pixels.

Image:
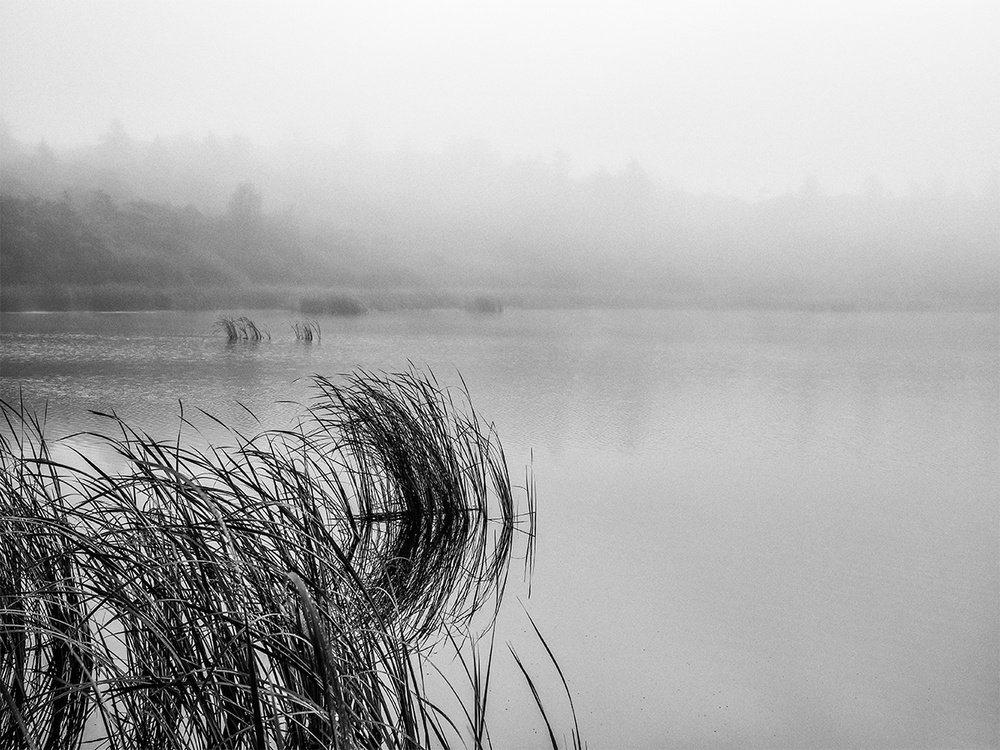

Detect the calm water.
[{"left": 1, "top": 308, "right": 997, "bottom": 748}]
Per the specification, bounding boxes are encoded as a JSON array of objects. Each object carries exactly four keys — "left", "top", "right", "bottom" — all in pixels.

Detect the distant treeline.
[
  {"left": 2, "top": 192, "right": 232, "bottom": 288},
  {"left": 0, "top": 187, "right": 414, "bottom": 312},
  {"left": 1, "top": 123, "right": 997, "bottom": 311}
]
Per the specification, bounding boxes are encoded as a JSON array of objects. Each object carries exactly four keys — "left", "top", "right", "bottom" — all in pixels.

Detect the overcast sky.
[{"left": 1, "top": 0, "right": 997, "bottom": 198}]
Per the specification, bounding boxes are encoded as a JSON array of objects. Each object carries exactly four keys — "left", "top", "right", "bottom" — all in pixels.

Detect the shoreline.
[{"left": 2, "top": 283, "right": 995, "bottom": 315}]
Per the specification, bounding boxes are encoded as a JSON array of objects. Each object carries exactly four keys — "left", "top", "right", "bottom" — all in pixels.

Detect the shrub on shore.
[
  {"left": 299, "top": 294, "right": 366, "bottom": 316},
  {"left": 466, "top": 296, "right": 504, "bottom": 315}
]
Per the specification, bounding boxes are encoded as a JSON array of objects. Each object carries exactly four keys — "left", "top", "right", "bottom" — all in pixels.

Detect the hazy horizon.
[{"left": 2, "top": 0, "right": 998, "bottom": 200}]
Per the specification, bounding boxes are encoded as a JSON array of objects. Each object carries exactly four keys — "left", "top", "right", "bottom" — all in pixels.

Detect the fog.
[
  {"left": 2, "top": 122, "right": 996, "bottom": 311},
  {"left": 2, "top": 0, "right": 997, "bottom": 197},
  {"left": 1, "top": 4, "right": 999, "bottom": 747},
  {"left": 0, "top": 1, "right": 997, "bottom": 311}
]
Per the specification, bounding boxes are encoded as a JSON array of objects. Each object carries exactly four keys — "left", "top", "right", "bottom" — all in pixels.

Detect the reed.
[
  {"left": 0, "top": 369, "right": 573, "bottom": 749},
  {"left": 215, "top": 316, "right": 270, "bottom": 343},
  {"left": 291, "top": 321, "right": 321, "bottom": 342}
]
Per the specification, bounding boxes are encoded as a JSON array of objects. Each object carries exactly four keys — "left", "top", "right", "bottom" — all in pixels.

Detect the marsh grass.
[
  {"left": 0, "top": 369, "right": 571, "bottom": 749},
  {"left": 291, "top": 321, "right": 321, "bottom": 342},
  {"left": 216, "top": 316, "right": 270, "bottom": 343}
]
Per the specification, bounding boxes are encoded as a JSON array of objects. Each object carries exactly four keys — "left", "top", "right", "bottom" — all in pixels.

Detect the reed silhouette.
[
  {"left": 0, "top": 369, "right": 578, "bottom": 749},
  {"left": 291, "top": 320, "right": 321, "bottom": 342},
  {"left": 215, "top": 316, "right": 270, "bottom": 342}
]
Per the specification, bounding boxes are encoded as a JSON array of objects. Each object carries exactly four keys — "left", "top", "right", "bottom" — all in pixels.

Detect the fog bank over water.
[{"left": 1, "top": 128, "right": 996, "bottom": 312}]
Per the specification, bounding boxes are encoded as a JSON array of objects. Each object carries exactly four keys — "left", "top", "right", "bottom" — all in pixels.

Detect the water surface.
[{"left": 1, "top": 308, "right": 997, "bottom": 748}]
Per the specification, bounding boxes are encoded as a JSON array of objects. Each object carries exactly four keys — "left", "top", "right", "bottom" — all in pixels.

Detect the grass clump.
[
  {"left": 215, "top": 315, "right": 270, "bottom": 342},
  {"left": 292, "top": 320, "right": 321, "bottom": 342},
  {"left": 0, "top": 369, "right": 574, "bottom": 749}
]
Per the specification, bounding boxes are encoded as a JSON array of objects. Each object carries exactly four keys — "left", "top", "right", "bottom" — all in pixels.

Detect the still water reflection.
[{"left": 1, "top": 308, "right": 997, "bottom": 748}]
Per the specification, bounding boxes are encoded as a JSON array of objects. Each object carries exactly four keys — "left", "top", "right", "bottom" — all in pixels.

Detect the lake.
[{"left": 1, "top": 307, "right": 997, "bottom": 748}]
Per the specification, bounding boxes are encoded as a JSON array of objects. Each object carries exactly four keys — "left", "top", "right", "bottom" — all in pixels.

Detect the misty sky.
[{"left": 1, "top": 0, "right": 997, "bottom": 198}]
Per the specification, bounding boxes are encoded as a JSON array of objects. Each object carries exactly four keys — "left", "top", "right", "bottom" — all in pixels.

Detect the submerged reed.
[{"left": 0, "top": 369, "right": 571, "bottom": 749}]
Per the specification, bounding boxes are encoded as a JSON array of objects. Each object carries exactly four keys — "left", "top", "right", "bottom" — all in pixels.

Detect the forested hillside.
[{"left": 1, "top": 124, "right": 997, "bottom": 311}]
